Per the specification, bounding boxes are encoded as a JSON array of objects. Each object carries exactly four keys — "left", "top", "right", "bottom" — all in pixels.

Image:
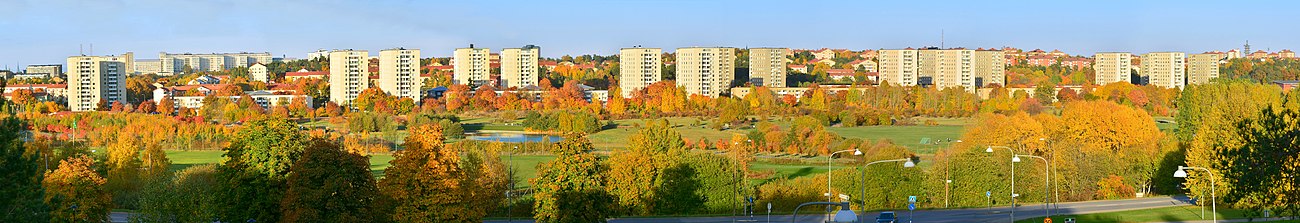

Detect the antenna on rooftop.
[{"left": 941, "top": 29, "right": 945, "bottom": 49}]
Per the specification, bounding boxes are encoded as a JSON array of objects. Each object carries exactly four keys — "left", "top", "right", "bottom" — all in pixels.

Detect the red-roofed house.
[
  {"left": 813, "top": 48, "right": 837, "bottom": 60},
  {"left": 848, "top": 59, "right": 877, "bottom": 72},
  {"left": 789, "top": 64, "right": 808, "bottom": 73},
  {"left": 1248, "top": 50, "right": 1269, "bottom": 59},
  {"left": 1281, "top": 49, "right": 1295, "bottom": 58},
  {"left": 827, "top": 69, "right": 854, "bottom": 81},
  {"left": 285, "top": 69, "right": 328, "bottom": 81}
]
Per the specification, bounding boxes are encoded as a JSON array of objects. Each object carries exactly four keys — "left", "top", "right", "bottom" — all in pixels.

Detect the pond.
[{"left": 465, "top": 132, "right": 564, "bottom": 143}]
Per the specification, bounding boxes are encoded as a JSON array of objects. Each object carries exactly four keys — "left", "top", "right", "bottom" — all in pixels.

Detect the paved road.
[{"left": 484, "top": 196, "right": 1194, "bottom": 223}]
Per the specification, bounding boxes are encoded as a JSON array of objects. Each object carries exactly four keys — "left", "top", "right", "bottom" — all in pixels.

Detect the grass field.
[
  {"left": 829, "top": 125, "right": 965, "bottom": 154},
  {"left": 1013, "top": 205, "right": 1296, "bottom": 223},
  {"left": 162, "top": 150, "right": 554, "bottom": 187}
]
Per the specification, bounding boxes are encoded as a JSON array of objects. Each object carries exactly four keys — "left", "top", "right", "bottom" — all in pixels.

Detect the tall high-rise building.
[
  {"left": 919, "top": 48, "right": 975, "bottom": 92},
  {"left": 618, "top": 47, "right": 662, "bottom": 98},
  {"left": 748, "top": 48, "right": 789, "bottom": 87},
  {"left": 379, "top": 48, "right": 421, "bottom": 101},
  {"left": 1188, "top": 53, "right": 1224, "bottom": 85},
  {"left": 453, "top": 45, "right": 491, "bottom": 87},
  {"left": 877, "top": 49, "right": 919, "bottom": 86},
  {"left": 66, "top": 55, "right": 128, "bottom": 111},
  {"left": 675, "top": 47, "right": 736, "bottom": 97},
  {"left": 329, "top": 50, "right": 371, "bottom": 106},
  {"left": 973, "top": 50, "right": 1006, "bottom": 87},
  {"left": 1093, "top": 52, "right": 1133, "bottom": 86},
  {"left": 1142, "top": 52, "right": 1186, "bottom": 89},
  {"left": 157, "top": 52, "right": 271, "bottom": 76},
  {"left": 500, "top": 45, "right": 540, "bottom": 88}
]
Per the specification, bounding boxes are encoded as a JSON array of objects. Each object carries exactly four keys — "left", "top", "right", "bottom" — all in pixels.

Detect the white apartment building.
[
  {"left": 500, "top": 45, "right": 540, "bottom": 88},
  {"left": 25, "top": 64, "right": 62, "bottom": 77},
  {"left": 157, "top": 52, "right": 272, "bottom": 76},
  {"left": 379, "top": 48, "right": 422, "bottom": 101},
  {"left": 66, "top": 55, "right": 129, "bottom": 111},
  {"left": 749, "top": 48, "right": 789, "bottom": 87},
  {"left": 249, "top": 63, "right": 270, "bottom": 83},
  {"left": 675, "top": 47, "right": 736, "bottom": 97},
  {"left": 453, "top": 45, "right": 491, "bottom": 86},
  {"left": 1093, "top": 52, "right": 1133, "bottom": 86},
  {"left": 618, "top": 47, "right": 662, "bottom": 98},
  {"left": 328, "top": 50, "right": 370, "bottom": 105},
  {"left": 1142, "top": 52, "right": 1187, "bottom": 89},
  {"left": 877, "top": 49, "right": 919, "bottom": 86}
]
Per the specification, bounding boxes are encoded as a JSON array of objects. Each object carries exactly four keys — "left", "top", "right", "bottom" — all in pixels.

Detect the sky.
[{"left": 1, "top": 0, "right": 1297, "bottom": 70}]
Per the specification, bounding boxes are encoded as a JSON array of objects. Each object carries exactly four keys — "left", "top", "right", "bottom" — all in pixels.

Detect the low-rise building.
[{"left": 249, "top": 63, "right": 270, "bottom": 83}]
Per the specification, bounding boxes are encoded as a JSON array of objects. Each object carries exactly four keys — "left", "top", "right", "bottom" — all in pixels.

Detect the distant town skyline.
[{"left": 2, "top": 0, "right": 1297, "bottom": 69}]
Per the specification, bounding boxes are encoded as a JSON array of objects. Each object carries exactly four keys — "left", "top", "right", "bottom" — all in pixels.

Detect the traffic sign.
[
  {"left": 1044, "top": 217, "right": 1053, "bottom": 223},
  {"left": 908, "top": 196, "right": 917, "bottom": 203},
  {"left": 908, "top": 203, "right": 916, "bottom": 211},
  {"left": 986, "top": 191, "right": 991, "bottom": 197}
]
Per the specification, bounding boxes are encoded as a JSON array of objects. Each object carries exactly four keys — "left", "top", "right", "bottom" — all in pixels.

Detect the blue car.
[{"left": 876, "top": 211, "right": 898, "bottom": 223}]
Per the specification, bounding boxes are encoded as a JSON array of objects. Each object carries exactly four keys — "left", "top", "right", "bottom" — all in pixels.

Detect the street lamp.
[
  {"left": 941, "top": 139, "right": 962, "bottom": 208},
  {"left": 1017, "top": 154, "right": 1051, "bottom": 219},
  {"left": 986, "top": 145, "right": 1018, "bottom": 222},
  {"left": 827, "top": 149, "right": 863, "bottom": 202},
  {"left": 1175, "top": 166, "right": 1216, "bottom": 223},
  {"left": 856, "top": 157, "right": 917, "bottom": 223}
]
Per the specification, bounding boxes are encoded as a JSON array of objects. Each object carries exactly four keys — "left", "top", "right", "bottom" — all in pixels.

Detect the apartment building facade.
[
  {"left": 500, "top": 45, "right": 540, "bottom": 88},
  {"left": 25, "top": 64, "right": 63, "bottom": 77},
  {"left": 748, "top": 48, "right": 789, "bottom": 87},
  {"left": 1142, "top": 52, "right": 1187, "bottom": 89},
  {"left": 66, "top": 55, "right": 128, "bottom": 111},
  {"left": 877, "top": 49, "right": 919, "bottom": 86},
  {"left": 1188, "top": 53, "right": 1224, "bottom": 85},
  {"left": 675, "top": 47, "right": 736, "bottom": 97},
  {"left": 618, "top": 47, "right": 662, "bottom": 98},
  {"left": 453, "top": 46, "right": 491, "bottom": 87},
  {"left": 1093, "top": 52, "right": 1133, "bottom": 86},
  {"left": 973, "top": 50, "right": 1006, "bottom": 87},
  {"left": 328, "top": 50, "right": 371, "bottom": 105},
  {"left": 379, "top": 48, "right": 422, "bottom": 101},
  {"left": 249, "top": 63, "right": 270, "bottom": 83},
  {"left": 919, "top": 49, "right": 975, "bottom": 92},
  {"left": 158, "top": 52, "right": 272, "bottom": 75}
]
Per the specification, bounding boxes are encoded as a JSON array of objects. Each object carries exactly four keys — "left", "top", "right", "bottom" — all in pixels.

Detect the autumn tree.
[
  {"left": 1177, "top": 80, "right": 1283, "bottom": 201},
  {"left": 281, "top": 138, "right": 382, "bottom": 222},
  {"left": 532, "top": 135, "right": 614, "bottom": 222},
  {"left": 132, "top": 165, "right": 221, "bottom": 223},
  {"left": 43, "top": 155, "right": 111, "bottom": 223},
  {"left": 1218, "top": 95, "right": 1300, "bottom": 217},
  {"left": 378, "top": 124, "right": 498, "bottom": 222},
  {"left": 106, "top": 134, "right": 144, "bottom": 209},
  {"left": 157, "top": 97, "right": 176, "bottom": 115}
]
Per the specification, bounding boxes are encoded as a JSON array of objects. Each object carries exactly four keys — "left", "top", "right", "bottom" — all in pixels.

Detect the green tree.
[
  {"left": 1220, "top": 103, "right": 1300, "bottom": 217},
  {"left": 0, "top": 117, "right": 48, "bottom": 222},
  {"left": 43, "top": 155, "right": 111, "bottom": 223},
  {"left": 215, "top": 118, "right": 310, "bottom": 222},
  {"left": 281, "top": 138, "right": 382, "bottom": 222},
  {"left": 606, "top": 119, "right": 692, "bottom": 214},
  {"left": 532, "top": 135, "right": 613, "bottom": 222},
  {"left": 132, "top": 165, "right": 221, "bottom": 223}
]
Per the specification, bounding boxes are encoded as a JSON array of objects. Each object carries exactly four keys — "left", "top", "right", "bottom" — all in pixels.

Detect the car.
[
  {"left": 876, "top": 211, "right": 898, "bottom": 223},
  {"left": 1064, "top": 218, "right": 1077, "bottom": 223}
]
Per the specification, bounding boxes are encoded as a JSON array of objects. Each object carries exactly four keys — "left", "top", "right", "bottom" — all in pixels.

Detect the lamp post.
[
  {"left": 1016, "top": 154, "right": 1050, "bottom": 219},
  {"left": 857, "top": 157, "right": 917, "bottom": 223},
  {"left": 508, "top": 145, "right": 516, "bottom": 223},
  {"left": 827, "top": 149, "right": 862, "bottom": 221},
  {"left": 986, "top": 146, "right": 1019, "bottom": 222},
  {"left": 827, "top": 149, "right": 863, "bottom": 202},
  {"left": 940, "top": 139, "right": 962, "bottom": 209},
  {"left": 1175, "top": 166, "right": 1216, "bottom": 223},
  {"left": 1039, "top": 137, "right": 1060, "bottom": 213}
]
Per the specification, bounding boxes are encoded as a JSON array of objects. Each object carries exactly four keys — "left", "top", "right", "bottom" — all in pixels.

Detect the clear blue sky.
[{"left": 1, "top": 0, "right": 1295, "bottom": 69}]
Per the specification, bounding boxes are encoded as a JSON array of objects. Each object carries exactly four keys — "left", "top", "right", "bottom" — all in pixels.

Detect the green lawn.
[
  {"left": 592, "top": 117, "right": 746, "bottom": 150},
  {"left": 1014, "top": 205, "right": 1294, "bottom": 223},
  {"left": 165, "top": 150, "right": 225, "bottom": 172},
  {"left": 828, "top": 125, "right": 965, "bottom": 154},
  {"left": 161, "top": 150, "right": 553, "bottom": 187}
]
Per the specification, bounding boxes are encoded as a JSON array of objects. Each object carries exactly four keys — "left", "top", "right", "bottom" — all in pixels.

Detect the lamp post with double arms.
[
  {"left": 1016, "top": 154, "right": 1050, "bottom": 219},
  {"left": 986, "top": 146, "right": 1020, "bottom": 222},
  {"left": 826, "top": 149, "right": 862, "bottom": 221},
  {"left": 857, "top": 158, "right": 917, "bottom": 223}
]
